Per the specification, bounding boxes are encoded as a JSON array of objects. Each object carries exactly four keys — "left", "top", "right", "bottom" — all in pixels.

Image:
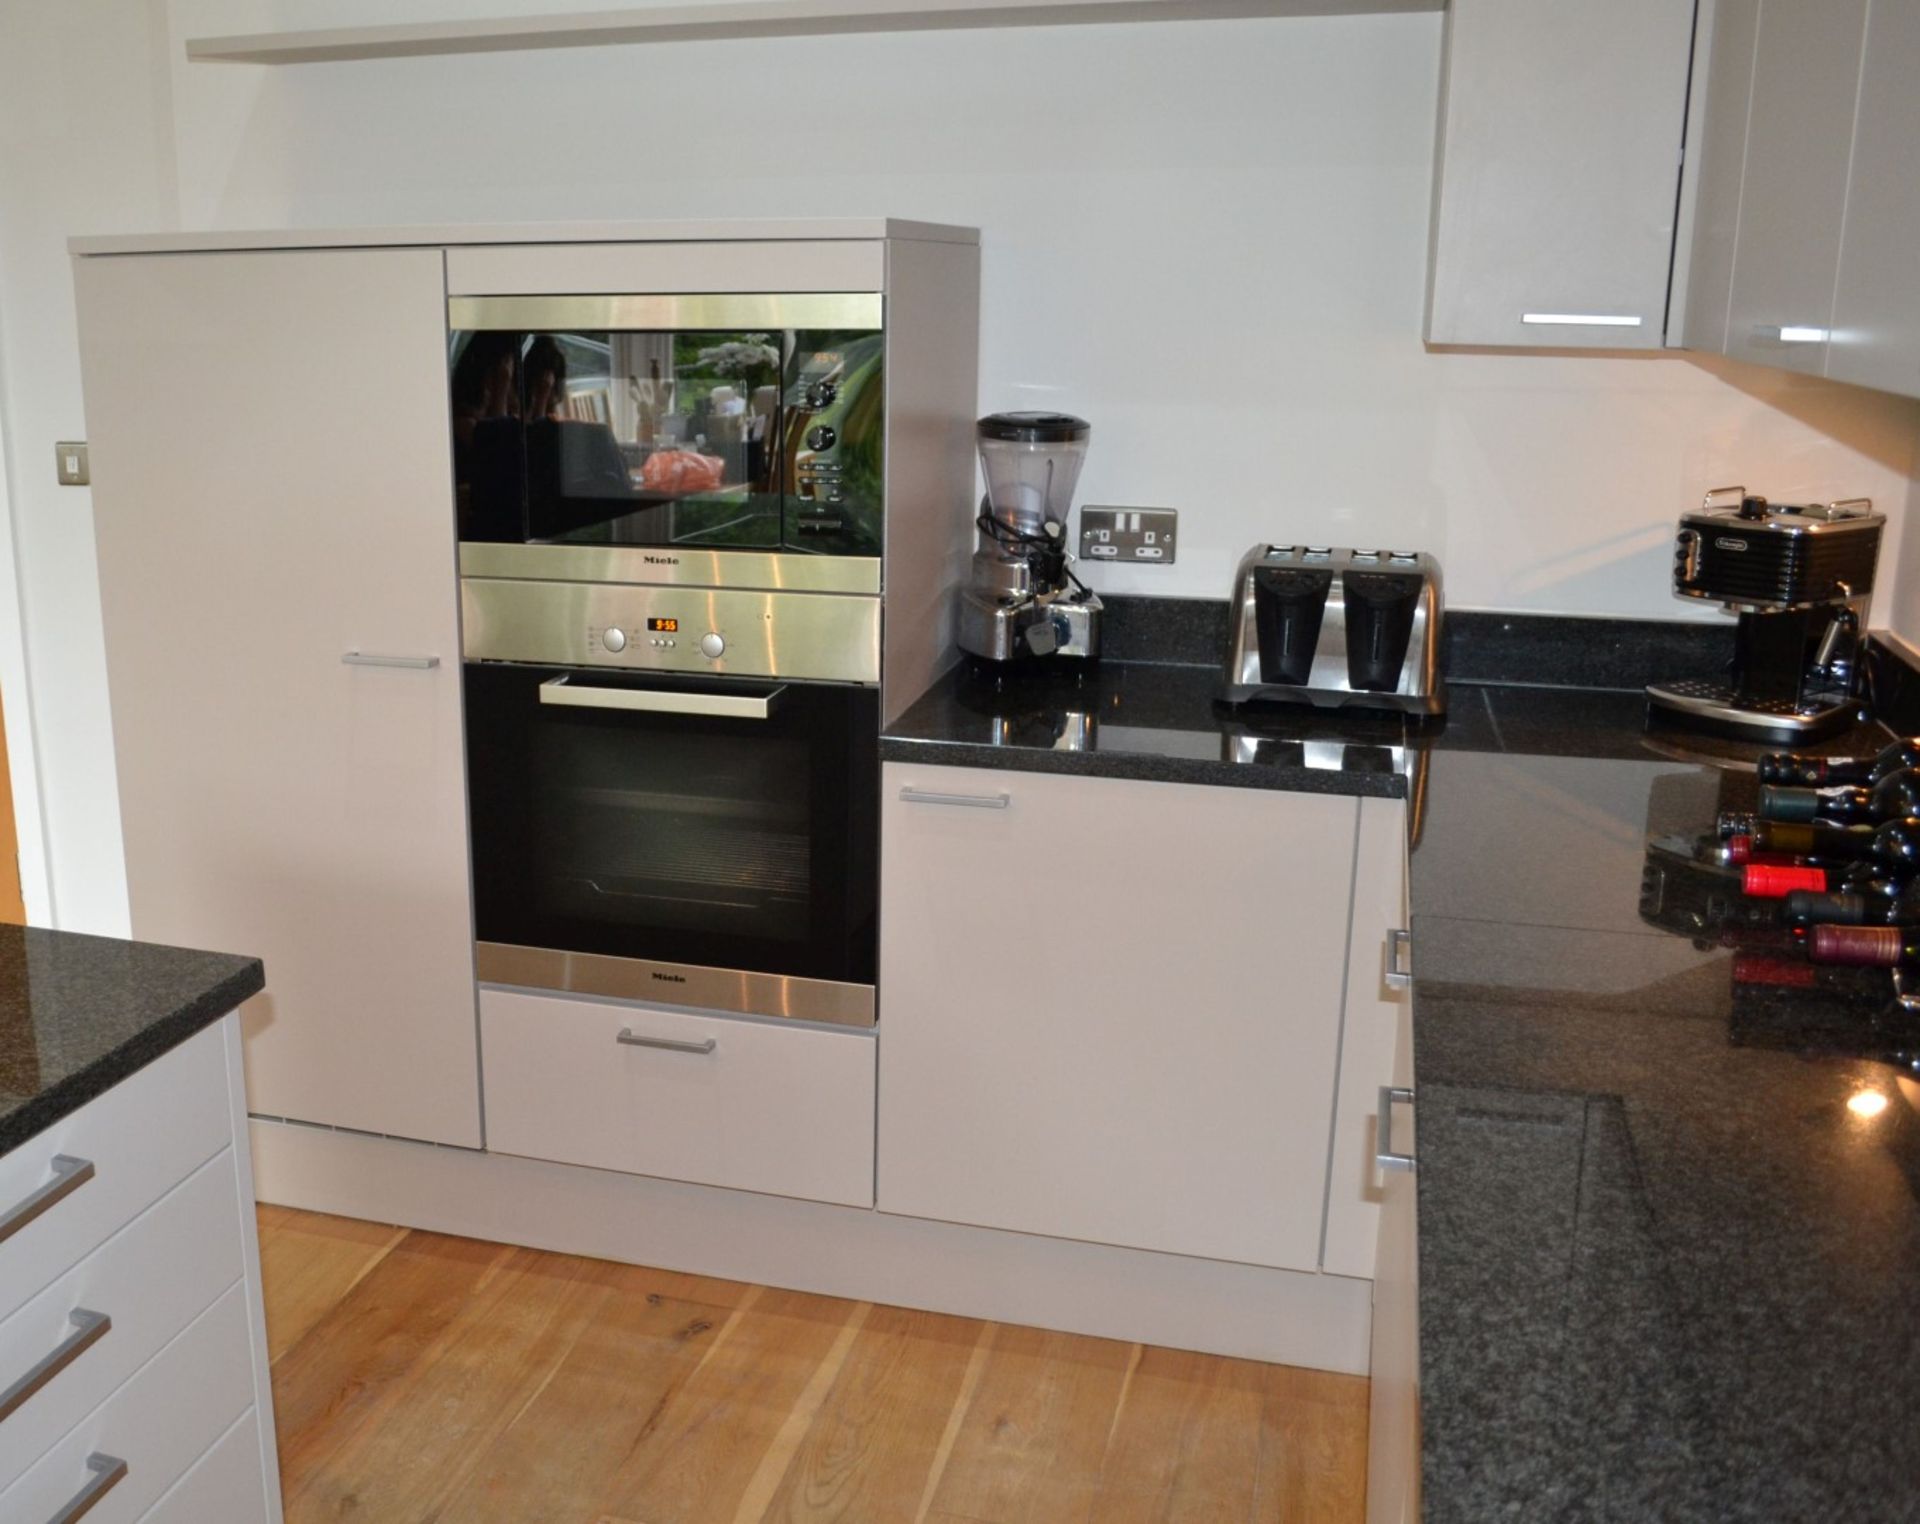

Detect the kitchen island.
[
  {"left": 0, "top": 926, "right": 280, "bottom": 1521},
  {"left": 882, "top": 637, "right": 1918, "bottom": 1523}
]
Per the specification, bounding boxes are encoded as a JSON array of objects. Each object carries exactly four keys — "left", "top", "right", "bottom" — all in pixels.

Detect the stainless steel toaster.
[{"left": 1220, "top": 544, "right": 1445, "bottom": 716}]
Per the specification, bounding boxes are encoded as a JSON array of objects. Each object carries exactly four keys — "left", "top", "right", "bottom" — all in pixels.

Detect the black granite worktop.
[
  {"left": 0, "top": 926, "right": 263, "bottom": 1154},
  {"left": 884, "top": 612, "right": 1920, "bottom": 1520}
]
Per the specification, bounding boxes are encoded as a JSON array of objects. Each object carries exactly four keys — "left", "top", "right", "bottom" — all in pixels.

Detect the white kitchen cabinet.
[
  {"left": 1321, "top": 796, "right": 1409, "bottom": 1279},
  {"left": 876, "top": 763, "right": 1355, "bottom": 1271},
  {"left": 1719, "top": 0, "right": 1870, "bottom": 375},
  {"left": 75, "top": 248, "right": 482, "bottom": 1148},
  {"left": 1365, "top": 985, "right": 1419, "bottom": 1524},
  {"left": 1672, "top": 0, "right": 1758, "bottom": 354},
  {"left": 1425, "top": 0, "right": 1697, "bottom": 349},
  {"left": 1826, "top": 0, "right": 1920, "bottom": 398}
]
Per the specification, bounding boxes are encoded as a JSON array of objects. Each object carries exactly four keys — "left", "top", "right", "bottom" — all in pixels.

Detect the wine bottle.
[
  {"left": 1780, "top": 877, "right": 1920, "bottom": 928},
  {"left": 1808, "top": 924, "right": 1920, "bottom": 967},
  {"left": 1725, "top": 820, "right": 1879, "bottom": 865},
  {"left": 1757, "top": 738, "right": 1920, "bottom": 787},
  {"left": 1760, "top": 768, "right": 1920, "bottom": 826}
]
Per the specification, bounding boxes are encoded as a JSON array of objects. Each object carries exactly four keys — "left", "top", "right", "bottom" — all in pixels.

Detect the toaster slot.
[
  {"left": 1253, "top": 566, "right": 1334, "bottom": 685},
  {"left": 1342, "top": 570, "right": 1423, "bottom": 691}
]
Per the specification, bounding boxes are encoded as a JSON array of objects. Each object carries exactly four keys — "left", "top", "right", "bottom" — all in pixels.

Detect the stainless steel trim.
[
  {"left": 0, "top": 1310, "right": 110, "bottom": 1424},
  {"left": 538, "top": 675, "right": 779, "bottom": 720},
  {"left": 1645, "top": 679, "right": 1857, "bottom": 740},
  {"left": 477, "top": 942, "right": 875, "bottom": 1027},
  {"left": 459, "top": 543, "right": 883, "bottom": 596},
  {"left": 461, "top": 577, "right": 880, "bottom": 684},
  {"left": 342, "top": 651, "right": 440, "bottom": 670},
  {"left": 1377, "top": 1087, "right": 1416, "bottom": 1174},
  {"left": 45, "top": 1454, "right": 127, "bottom": 1524},
  {"left": 449, "top": 292, "right": 883, "bottom": 332},
  {"left": 0, "top": 1155, "right": 94, "bottom": 1245},
  {"left": 1386, "top": 928, "right": 1413, "bottom": 988},
  {"left": 617, "top": 1028, "right": 718, "bottom": 1054},
  {"left": 897, "top": 786, "right": 1011, "bottom": 809}
]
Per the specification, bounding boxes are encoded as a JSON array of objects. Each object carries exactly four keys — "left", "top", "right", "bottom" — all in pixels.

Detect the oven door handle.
[{"left": 538, "top": 676, "right": 782, "bottom": 721}]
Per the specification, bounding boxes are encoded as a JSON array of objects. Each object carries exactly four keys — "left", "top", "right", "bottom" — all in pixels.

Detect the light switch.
[{"left": 55, "top": 442, "right": 89, "bottom": 486}]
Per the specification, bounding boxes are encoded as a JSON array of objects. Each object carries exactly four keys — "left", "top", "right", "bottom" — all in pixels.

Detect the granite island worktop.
[
  {"left": 0, "top": 925, "right": 264, "bottom": 1154},
  {"left": 883, "top": 643, "right": 1919, "bottom": 1522}
]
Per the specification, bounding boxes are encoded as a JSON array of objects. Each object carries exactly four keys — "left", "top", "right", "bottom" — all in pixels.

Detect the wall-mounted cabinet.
[
  {"left": 1424, "top": 0, "right": 1698, "bottom": 350},
  {"left": 1682, "top": 0, "right": 1920, "bottom": 400}
]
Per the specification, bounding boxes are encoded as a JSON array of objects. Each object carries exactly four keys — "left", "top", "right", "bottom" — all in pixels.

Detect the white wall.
[{"left": 3, "top": 0, "right": 1920, "bottom": 930}]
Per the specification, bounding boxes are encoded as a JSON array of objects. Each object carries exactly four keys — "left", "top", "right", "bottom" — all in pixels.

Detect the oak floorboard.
[{"left": 262, "top": 1208, "right": 1372, "bottom": 1524}]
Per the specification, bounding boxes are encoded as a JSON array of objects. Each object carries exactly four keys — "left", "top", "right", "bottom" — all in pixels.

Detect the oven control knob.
[
  {"left": 806, "top": 380, "right": 837, "bottom": 410},
  {"left": 700, "top": 632, "right": 726, "bottom": 659},
  {"left": 806, "top": 425, "right": 837, "bottom": 452},
  {"left": 601, "top": 627, "right": 627, "bottom": 653}
]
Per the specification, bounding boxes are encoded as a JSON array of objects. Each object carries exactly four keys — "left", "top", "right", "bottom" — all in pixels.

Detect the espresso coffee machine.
[
  {"left": 957, "top": 413, "right": 1103, "bottom": 662},
  {"left": 1646, "top": 486, "right": 1882, "bottom": 742}
]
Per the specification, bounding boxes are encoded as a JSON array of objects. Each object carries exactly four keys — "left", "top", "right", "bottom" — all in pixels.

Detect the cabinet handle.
[
  {"left": 616, "top": 1028, "right": 717, "bottom": 1055},
  {"left": 0, "top": 1155, "right": 94, "bottom": 1246},
  {"left": 1377, "top": 1087, "right": 1416, "bottom": 1174},
  {"left": 1520, "top": 312, "right": 1643, "bottom": 328},
  {"left": 1385, "top": 928, "right": 1413, "bottom": 988},
  {"left": 0, "top": 1310, "right": 111, "bottom": 1424},
  {"left": 342, "top": 651, "right": 440, "bottom": 669},
  {"left": 898, "top": 786, "right": 1010, "bottom": 809},
  {"left": 43, "top": 1453, "right": 127, "bottom": 1524},
  {"left": 1753, "top": 324, "right": 1828, "bottom": 345}
]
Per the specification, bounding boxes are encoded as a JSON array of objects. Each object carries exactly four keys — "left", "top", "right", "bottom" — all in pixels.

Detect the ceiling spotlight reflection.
[{"left": 1847, "top": 1089, "right": 1890, "bottom": 1119}]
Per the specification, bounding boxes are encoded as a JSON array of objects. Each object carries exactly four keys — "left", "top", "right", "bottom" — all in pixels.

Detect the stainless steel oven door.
[{"left": 465, "top": 661, "right": 878, "bottom": 1026}]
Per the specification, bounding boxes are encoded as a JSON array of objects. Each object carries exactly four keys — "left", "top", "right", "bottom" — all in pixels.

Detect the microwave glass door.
[
  {"left": 451, "top": 320, "right": 883, "bottom": 556},
  {"left": 465, "top": 662, "right": 879, "bottom": 989}
]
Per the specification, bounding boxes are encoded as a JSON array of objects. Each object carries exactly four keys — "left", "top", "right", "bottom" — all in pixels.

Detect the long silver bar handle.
[
  {"left": 0, "top": 1155, "right": 94, "bottom": 1246},
  {"left": 45, "top": 1453, "right": 127, "bottom": 1524},
  {"left": 0, "top": 1310, "right": 111, "bottom": 1424},
  {"left": 898, "top": 786, "right": 1011, "bottom": 809},
  {"left": 1377, "top": 1087, "right": 1416, "bottom": 1174},
  {"left": 617, "top": 1028, "right": 717, "bottom": 1055},
  {"left": 1386, "top": 928, "right": 1413, "bottom": 988},
  {"left": 342, "top": 652, "right": 439, "bottom": 669},
  {"left": 540, "top": 676, "right": 777, "bottom": 721}
]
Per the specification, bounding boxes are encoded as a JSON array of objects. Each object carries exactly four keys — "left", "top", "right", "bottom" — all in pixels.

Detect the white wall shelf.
[{"left": 185, "top": 0, "right": 1441, "bottom": 65}]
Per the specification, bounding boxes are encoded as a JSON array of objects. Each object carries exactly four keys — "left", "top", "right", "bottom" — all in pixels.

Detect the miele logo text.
[
  {"left": 651, "top": 971, "right": 687, "bottom": 984},
  {"left": 1714, "top": 537, "right": 1749, "bottom": 551},
  {"left": 644, "top": 555, "right": 680, "bottom": 566}
]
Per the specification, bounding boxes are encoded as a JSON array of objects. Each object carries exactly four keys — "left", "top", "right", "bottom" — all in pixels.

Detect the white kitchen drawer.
[
  {"left": 481, "top": 988, "right": 876, "bottom": 1208},
  {"left": 0, "top": 1148, "right": 242, "bottom": 1488},
  {"left": 0, "top": 1284, "right": 255, "bottom": 1524},
  {"left": 139, "top": 1405, "right": 268, "bottom": 1524},
  {"left": 0, "top": 1026, "right": 230, "bottom": 1320}
]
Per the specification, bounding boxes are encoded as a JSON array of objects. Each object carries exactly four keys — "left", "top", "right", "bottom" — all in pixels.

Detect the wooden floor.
[{"left": 257, "top": 1206, "right": 1370, "bottom": 1524}]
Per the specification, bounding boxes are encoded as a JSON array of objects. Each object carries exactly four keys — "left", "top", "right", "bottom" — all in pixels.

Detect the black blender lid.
[{"left": 977, "top": 411, "right": 1091, "bottom": 443}]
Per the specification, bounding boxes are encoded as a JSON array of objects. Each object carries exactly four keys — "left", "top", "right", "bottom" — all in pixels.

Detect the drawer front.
[
  {"left": 0, "top": 1284, "right": 255, "bottom": 1524},
  {"left": 0, "top": 1024, "right": 231, "bottom": 1319},
  {"left": 139, "top": 1405, "right": 269, "bottom": 1524},
  {"left": 481, "top": 988, "right": 875, "bottom": 1208},
  {"left": 0, "top": 1149, "right": 243, "bottom": 1488}
]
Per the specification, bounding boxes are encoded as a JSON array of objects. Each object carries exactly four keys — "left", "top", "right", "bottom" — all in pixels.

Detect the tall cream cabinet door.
[
  {"left": 1366, "top": 994, "right": 1419, "bottom": 1524},
  {"left": 877, "top": 762, "right": 1356, "bottom": 1270},
  {"left": 76, "top": 248, "right": 482, "bottom": 1147}
]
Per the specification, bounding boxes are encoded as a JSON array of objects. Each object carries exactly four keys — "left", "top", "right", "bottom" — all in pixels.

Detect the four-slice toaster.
[{"left": 1220, "top": 544, "right": 1445, "bottom": 716}]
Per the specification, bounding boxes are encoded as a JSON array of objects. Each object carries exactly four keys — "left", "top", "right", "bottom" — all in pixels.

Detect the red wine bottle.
[
  {"left": 1781, "top": 877, "right": 1920, "bottom": 928},
  {"left": 1808, "top": 924, "right": 1920, "bottom": 967},
  {"left": 1760, "top": 769, "right": 1920, "bottom": 826},
  {"left": 1725, "top": 821, "right": 1879, "bottom": 865},
  {"left": 1757, "top": 738, "right": 1920, "bottom": 787}
]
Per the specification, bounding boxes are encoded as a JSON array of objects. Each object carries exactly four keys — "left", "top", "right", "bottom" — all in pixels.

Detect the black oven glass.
[
  {"left": 451, "top": 326, "right": 882, "bottom": 557},
  {"left": 465, "top": 663, "right": 878, "bottom": 987}
]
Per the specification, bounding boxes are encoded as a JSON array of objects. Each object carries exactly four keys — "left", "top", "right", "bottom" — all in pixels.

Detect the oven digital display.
[{"left": 647, "top": 618, "right": 680, "bottom": 633}]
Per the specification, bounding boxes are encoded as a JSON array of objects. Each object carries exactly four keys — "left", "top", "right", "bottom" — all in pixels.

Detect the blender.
[{"left": 957, "top": 412, "right": 1103, "bottom": 662}]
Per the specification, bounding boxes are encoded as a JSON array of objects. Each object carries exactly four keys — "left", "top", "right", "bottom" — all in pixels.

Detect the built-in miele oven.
[{"left": 461, "top": 572, "right": 881, "bottom": 1027}]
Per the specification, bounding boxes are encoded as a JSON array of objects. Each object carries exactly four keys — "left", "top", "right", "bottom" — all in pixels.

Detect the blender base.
[{"left": 958, "top": 587, "right": 1103, "bottom": 662}]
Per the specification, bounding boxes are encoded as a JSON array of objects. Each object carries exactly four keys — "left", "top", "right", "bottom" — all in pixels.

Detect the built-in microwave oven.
[{"left": 449, "top": 293, "right": 884, "bottom": 559}]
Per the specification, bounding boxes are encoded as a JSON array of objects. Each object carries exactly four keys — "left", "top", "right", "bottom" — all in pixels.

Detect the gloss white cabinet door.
[
  {"left": 1425, "top": 0, "right": 1696, "bottom": 349},
  {"left": 75, "top": 248, "right": 482, "bottom": 1148},
  {"left": 877, "top": 763, "right": 1355, "bottom": 1271},
  {"left": 1366, "top": 987, "right": 1419, "bottom": 1524}
]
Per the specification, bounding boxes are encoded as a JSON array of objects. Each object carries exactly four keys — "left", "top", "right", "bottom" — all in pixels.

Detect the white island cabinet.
[
  {"left": 0, "top": 1016, "right": 280, "bottom": 1522},
  {"left": 877, "top": 762, "right": 1361, "bottom": 1271},
  {"left": 74, "top": 248, "right": 481, "bottom": 1148}
]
